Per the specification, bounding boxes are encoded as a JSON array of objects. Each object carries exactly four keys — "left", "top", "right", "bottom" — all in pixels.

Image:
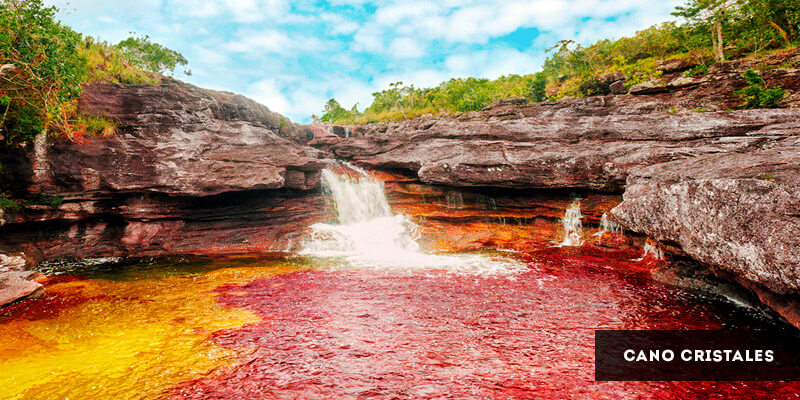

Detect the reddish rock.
[
  {"left": 333, "top": 109, "right": 799, "bottom": 193},
  {"left": 0, "top": 254, "right": 42, "bottom": 306},
  {"left": 0, "top": 79, "right": 328, "bottom": 263}
]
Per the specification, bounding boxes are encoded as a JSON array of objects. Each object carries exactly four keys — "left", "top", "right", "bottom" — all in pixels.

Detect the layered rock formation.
[
  {"left": 0, "top": 79, "right": 329, "bottom": 305},
  {"left": 328, "top": 107, "right": 798, "bottom": 192}
]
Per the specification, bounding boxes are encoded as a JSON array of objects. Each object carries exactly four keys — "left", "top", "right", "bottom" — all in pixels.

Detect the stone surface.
[
  {"left": 0, "top": 253, "right": 42, "bottom": 306},
  {"left": 33, "top": 79, "right": 324, "bottom": 196},
  {"left": 329, "top": 108, "right": 800, "bottom": 193},
  {"left": 0, "top": 79, "right": 328, "bottom": 263},
  {"left": 611, "top": 139, "right": 800, "bottom": 295},
  {"left": 656, "top": 58, "right": 697, "bottom": 73},
  {"left": 628, "top": 79, "right": 668, "bottom": 94}
]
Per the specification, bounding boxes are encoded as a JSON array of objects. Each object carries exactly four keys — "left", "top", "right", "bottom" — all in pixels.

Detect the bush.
[
  {"left": 683, "top": 63, "right": 709, "bottom": 76},
  {"left": 81, "top": 38, "right": 158, "bottom": 84},
  {"left": 0, "top": 193, "right": 20, "bottom": 211},
  {"left": 735, "top": 69, "right": 786, "bottom": 108},
  {"left": 0, "top": 0, "right": 88, "bottom": 143},
  {"left": 33, "top": 194, "right": 63, "bottom": 207}
]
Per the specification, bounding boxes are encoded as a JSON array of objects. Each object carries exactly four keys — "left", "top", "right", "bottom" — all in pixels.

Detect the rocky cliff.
[{"left": 0, "top": 79, "right": 329, "bottom": 304}]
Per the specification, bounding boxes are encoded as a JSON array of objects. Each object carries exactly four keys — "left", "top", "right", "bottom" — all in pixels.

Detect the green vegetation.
[
  {"left": 0, "top": 193, "right": 20, "bottom": 211},
  {"left": 32, "top": 193, "right": 63, "bottom": 208},
  {"left": 735, "top": 68, "right": 786, "bottom": 107},
  {"left": 115, "top": 34, "right": 189, "bottom": 76},
  {"left": 0, "top": 0, "right": 187, "bottom": 207},
  {"left": 320, "top": 0, "right": 800, "bottom": 124},
  {"left": 0, "top": 0, "right": 188, "bottom": 146},
  {"left": 317, "top": 74, "right": 547, "bottom": 124}
]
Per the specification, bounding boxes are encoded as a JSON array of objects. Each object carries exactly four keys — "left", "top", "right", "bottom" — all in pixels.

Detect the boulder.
[
  {"left": 0, "top": 253, "right": 42, "bottom": 307},
  {"left": 629, "top": 79, "right": 668, "bottom": 94},
  {"left": 611, "top": 139, "right": 800, "bottom": 295},
  {"left": 657, "top": 58, "right": 696, "bottom": 73}
]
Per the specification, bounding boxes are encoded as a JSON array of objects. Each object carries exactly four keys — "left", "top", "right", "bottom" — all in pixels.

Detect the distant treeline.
[{"left": 318, "top": 0, "right": 800, "bottom": 124}]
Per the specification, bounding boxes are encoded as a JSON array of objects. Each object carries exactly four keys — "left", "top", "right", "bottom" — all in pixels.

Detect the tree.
[
  {"left": 320, "top": 98, "right": 360, "bottom": 123},
  {"left": 674, "top": 0, "right": 736, "bottom": 61},
  {"left": 115, "top": 34, "right": 188, "bottom": 75},
  {"left": 527, "top": 73, "right": 547, "bottom": 102}
]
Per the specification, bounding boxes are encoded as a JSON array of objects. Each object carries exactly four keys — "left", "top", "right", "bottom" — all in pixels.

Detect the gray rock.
[
  {"left": 611, "top": 141, "right": 800, "bottom": 295},
  {"left": 629, "top": 79, "right": 668, "bottom": 94}
]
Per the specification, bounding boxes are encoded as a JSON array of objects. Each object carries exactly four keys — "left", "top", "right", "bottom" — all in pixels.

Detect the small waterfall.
[
  {"left": 593, "top": 213, "right": 623, "bottom": 236},
  {"left": 445, "top": 191, "right": 464, "bottom": 209},
  {"left": 320, "top": 168, "right": 392, "bottom": 224},
  {"left": 635, "top": 239, "right": 664, "bottom": 261},
  {"left": 301, "top": 163, "right": 520, "bottom": 274},
  {"left": 559, "top": 200, "right": 583, "bottom": 246}
]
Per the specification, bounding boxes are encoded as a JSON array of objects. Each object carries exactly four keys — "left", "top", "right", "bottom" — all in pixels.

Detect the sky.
[{"left": 48, "top": 0, "right": 684, "bottom": 123}]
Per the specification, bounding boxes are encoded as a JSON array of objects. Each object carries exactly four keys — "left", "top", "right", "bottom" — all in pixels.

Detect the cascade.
[
  {"left": 559, "top": 200, "right": 583, "bottom": 246},
  {"left": 639, "top": 240, "right": 665, "bottom": 261},
  {"left": 300, "top": 164, "right": 519, "bottom": 274},
  {"left": 593, "top": 213, "right": 623, "bottom": 236}
]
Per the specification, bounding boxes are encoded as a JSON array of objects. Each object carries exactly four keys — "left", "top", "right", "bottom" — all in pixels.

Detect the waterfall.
[
  {"left": 559, "top": 200, "right": 583, "bottom": 246},
  {"left": 593, "top": 213, "right": 623, "bottom": 236},
  {"left": 300, "top": 164, "right": 520, "bottom": 274},
  {"left": 637, "top": 240, "right": 665, "bottom": 261},
  {"left": 319, "top": 167, "right": 392, "bottom": 224},
  {"left": 445, "top": 191, "right": 464, "bottom": 209}
]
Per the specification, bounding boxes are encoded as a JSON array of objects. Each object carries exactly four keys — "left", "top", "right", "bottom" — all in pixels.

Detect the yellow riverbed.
[{"left": 0, "top": 258, "right": 301, "bottom": 400}]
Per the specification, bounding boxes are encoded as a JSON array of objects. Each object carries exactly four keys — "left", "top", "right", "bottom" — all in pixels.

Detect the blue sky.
[{"left": 48, "top": 0, "right": 683, "bottom": 123}]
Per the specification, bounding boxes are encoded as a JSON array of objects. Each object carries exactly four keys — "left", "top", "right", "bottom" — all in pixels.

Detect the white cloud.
[
  {"left": 225, "top": 31, "right": 292, "bottom": 53},
  {"left": 248, "top": 79, "right": 292, "bottom": 114},
  {"left": 389, "top": 37, "right": 426, "bottom": 59}
]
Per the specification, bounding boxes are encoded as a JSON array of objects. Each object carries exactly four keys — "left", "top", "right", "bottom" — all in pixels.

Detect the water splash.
[
  {"left": 636, "top": 240, "right": 665, "bottom": 261},
  {"left": 559, "top": 200, "right": 583, "bottom": 246},
  {"left": 300, "top": 164, "right": 520, "bottom": 274},
  {"left": 593, "top": 213, "right": 623, "bottom": 236}
]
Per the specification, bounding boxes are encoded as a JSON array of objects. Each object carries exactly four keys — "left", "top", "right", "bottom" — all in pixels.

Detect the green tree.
[
  {"left": 527, "top": 73, "right": 547, "bottom": 102},
  {"left": 115, "top": 34, "right": 188, "bottom": 75},
  {"left": 320, "top": 98, "right": 362, "bottom": 123},
  {"left": 673, "top": 0, "right": 736, "bottom": 61}
]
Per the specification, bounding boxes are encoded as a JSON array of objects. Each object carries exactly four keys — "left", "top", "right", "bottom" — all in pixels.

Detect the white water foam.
[
  {"left": 558, "top": 200, "right": 583, "bottom": 247},
  {"left": 300, "top": 164, "right": 521, "bottom": 275},
  {"left": 635, "top": 240, "right": 665, "bottom": 261},
  {"left": 593, "top": 213, "right": 623, "bottom": 236}
]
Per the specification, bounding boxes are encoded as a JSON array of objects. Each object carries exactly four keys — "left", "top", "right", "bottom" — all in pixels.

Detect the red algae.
[
  {"left": 0, "top": 277, "right": 98, "bottom": 322},
  {"left": 168, "top": 248, "right": 800, "bottom": 399}
]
